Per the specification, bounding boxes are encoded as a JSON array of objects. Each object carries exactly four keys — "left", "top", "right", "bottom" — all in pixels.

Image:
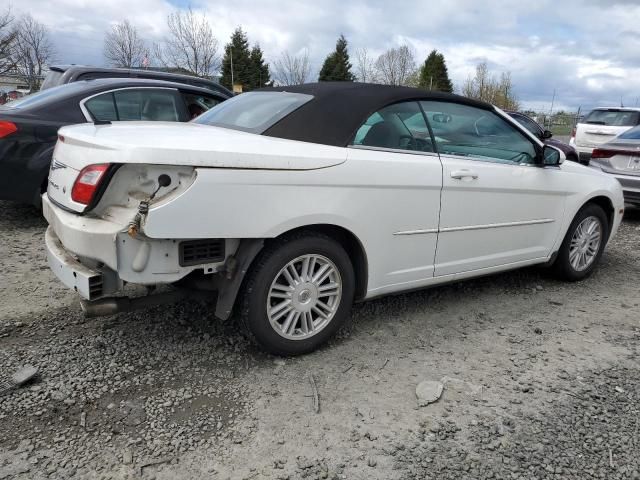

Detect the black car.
[
  {"left": 0, "top": 78, "right": 231, "bottom": 205},
  {"left": 41, "top": 65, "right": 232, "bottom": 97},
  {"left": 507, "top": 111, "right": 581, "bottom": 164}
]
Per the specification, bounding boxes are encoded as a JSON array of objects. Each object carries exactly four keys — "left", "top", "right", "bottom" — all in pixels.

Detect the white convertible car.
[{"left": 44, "top": 83, "right": 624, "bottom": 355}]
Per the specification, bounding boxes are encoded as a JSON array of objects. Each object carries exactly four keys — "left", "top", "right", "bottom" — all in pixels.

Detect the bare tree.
[
  {"left": 354, "top": 47, "right": 376, "bottom": 83},
  {"left": 154, "top": 8, "right": 219, "bottom": 77},
  {"left": 104, "top": 19, "right": 148, "bottom": 68},
  {"left": 462, "top": 62, "right": 519, "bottom": 110},
  {"left": 0, "top": 8, "right": 17, "bottom": 75},
  {"left": 13, "top": 14, "right": 56, "bottom": 91},
  {"left": 272, "top": 49, "right": 311, "bottom": 86},
  {"left": 374, "top": 45, "right": 416, "bottom": 86},
  {"left": 496, "top": 71, "right": 519, "bottom": 111}
]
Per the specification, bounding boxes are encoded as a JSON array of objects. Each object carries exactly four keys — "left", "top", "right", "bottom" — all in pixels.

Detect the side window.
[
  {"left": 84, "top": 89, "right": 182, "bottom": 122},
  {"left": 421, "top": 101, "right": 538, "bottom": 164},
  {"left": 182, "top": 92, "right": 222, "bottom": 119},
  {"left": 84, "top": 92, "right": 118, "bottom": 121},
  {"left": 114, "top": 89, "right": 180, "bottom": 121},
  {"left": 352, "top": 101, "right": 434, "bottom": 153}
]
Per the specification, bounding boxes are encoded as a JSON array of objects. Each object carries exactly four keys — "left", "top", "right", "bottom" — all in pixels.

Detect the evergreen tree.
[
  {"left": 318, "top": 34, "right": 355, "bottom": 82},
  {"left": 418, "top": 50, "right": 453, "bottom": 93},
  {"left": 249, "top": 44, "right": 270, "bottom": 89},
  {"left": 220, "top": 27, "right": 252, "bottom": 91}
]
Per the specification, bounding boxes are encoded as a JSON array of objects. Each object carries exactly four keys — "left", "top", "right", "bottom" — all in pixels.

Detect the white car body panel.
[
  {"left": 435, "top": 154, "right": 567, "bottom": 276},
  {"left": 146, "top": 146, "right": 444, "bottom": 292},
  {"left": 44, "top": 114, "right": 625, "bottom": 303}
]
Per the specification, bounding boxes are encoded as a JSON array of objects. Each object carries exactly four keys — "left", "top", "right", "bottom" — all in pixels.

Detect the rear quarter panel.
[{"left": 142, "top": 148, "right": 444, "bottom": 293}]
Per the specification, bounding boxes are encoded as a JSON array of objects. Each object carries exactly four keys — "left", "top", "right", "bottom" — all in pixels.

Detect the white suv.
[{"left": 571, "top": 107, "right": 640, "bottom": 161}]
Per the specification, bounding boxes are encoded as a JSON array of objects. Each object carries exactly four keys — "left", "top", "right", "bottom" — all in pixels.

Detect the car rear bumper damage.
[
  {"left": 45, "top": 226, "right": 122, "bottom": 300},
  {"left": 43, "top": 193, "right": 264, "bottom": 319}
]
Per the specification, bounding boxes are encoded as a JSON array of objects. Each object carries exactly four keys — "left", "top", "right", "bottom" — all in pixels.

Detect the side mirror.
[
  {"left": 542, "top": 129, "right": 553, "bottom": 139},
  {"left": 542, "top": 145, "right": 564, "bottom": 166}
]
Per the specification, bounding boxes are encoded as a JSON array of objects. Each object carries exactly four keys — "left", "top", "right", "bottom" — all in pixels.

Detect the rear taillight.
[
  {"left": 592, "top": 148, "right": 640, "bottom": 159},
  {"left": 71, "top": 164, "right": 110, "bottom": 205},
  {"left": 570, "top": 127, "right": 576, "bottom": 140},
  {"left": 591, "top": 148, "right": 613, "bottom": 159},
  {"left": 0, "top": 121, "right": 17, "bottom": 138}
]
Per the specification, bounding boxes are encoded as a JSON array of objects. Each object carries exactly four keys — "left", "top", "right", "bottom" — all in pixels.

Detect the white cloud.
[{"left": 9, "top": 0, "right": 640, "bottom": 110}]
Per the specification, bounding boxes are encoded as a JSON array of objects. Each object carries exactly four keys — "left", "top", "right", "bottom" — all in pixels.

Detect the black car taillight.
[{"left": 0, "top": 121, "right": 17, "bottom": 138}]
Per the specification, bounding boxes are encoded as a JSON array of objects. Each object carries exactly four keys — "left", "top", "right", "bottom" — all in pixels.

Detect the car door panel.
[
  {"left": 435, "top": 155, "right": 566, "bottom": 276},
  {"left": 420, "top": 100, "right": 567, "bottom": 276}
]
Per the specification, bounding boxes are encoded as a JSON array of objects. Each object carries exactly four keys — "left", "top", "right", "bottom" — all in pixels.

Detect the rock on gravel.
[{"left": 416, "top": 380, "right": 444, "bottom": 406}]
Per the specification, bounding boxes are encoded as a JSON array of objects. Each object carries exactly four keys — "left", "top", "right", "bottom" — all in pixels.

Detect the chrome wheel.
[
  {"left": 267, "top": 254, "right": 342, "bottom": 340},
  {"left": 569, "top": 216, "right": 602, "bottom": 272}
]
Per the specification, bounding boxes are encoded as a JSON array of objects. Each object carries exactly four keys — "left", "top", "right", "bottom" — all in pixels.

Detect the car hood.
[{"left": 56, "top": 122, "right": 347, "bottom": 171}]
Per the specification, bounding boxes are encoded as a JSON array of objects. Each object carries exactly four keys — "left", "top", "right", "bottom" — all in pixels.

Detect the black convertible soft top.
[{"left": 261, "top": 82, "right": 494, "bottom": 147}]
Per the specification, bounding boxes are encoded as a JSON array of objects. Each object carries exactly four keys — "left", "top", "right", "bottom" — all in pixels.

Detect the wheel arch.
[
  {"left": 270, "top": 224, "right": 369, "bottom": 302},
  {"left": 584, "top": 195, "right": 614, "bottom": 238}
]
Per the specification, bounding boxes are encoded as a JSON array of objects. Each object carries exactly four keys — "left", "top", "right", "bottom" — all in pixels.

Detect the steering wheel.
[{"left": 398, "top": 135, "right": 432, "bottom": 152}]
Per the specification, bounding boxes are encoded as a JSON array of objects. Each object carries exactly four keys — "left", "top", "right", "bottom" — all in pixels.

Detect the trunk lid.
[{"left": 48, "top": 121, "right": 347, "bottom": 212}]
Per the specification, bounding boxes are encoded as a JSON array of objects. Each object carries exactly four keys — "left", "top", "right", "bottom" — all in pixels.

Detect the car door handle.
[{"left": 450, "top": 170, "right": 479, "bottom": 180}]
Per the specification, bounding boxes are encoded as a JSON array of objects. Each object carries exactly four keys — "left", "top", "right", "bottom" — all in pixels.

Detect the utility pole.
[
  {"left": 548, "top": 89, "right": 556, "bottom": 129},
  {"left": 429, "top": 76, "right": 433, "bottom": 91}
]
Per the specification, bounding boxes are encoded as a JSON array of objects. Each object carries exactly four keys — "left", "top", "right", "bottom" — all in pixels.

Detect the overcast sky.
[{"left": 11, "top": 0, "right": 640, "bottom": 112}]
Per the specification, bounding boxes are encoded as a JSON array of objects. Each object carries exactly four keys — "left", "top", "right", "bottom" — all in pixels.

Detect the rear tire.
[
  {"left": 239, "top": 232, "right": 355, "bottom": 356},
  {"left": 551, "top": 203, "right": 608, "bottom": 281}
]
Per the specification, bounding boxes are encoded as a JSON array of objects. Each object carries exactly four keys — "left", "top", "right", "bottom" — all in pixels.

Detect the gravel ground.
[{"left": 0, "top": 200, "right": 639, "bottom": 480}]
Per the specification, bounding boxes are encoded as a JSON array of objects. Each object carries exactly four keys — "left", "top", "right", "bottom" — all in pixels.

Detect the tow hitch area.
[{"left": 80, "top": 290, "right": 211, "bottom": 318}]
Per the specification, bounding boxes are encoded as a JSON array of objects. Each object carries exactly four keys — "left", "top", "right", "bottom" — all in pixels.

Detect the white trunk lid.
[
  {"left": 574, "top": 124, "right": 629, "bottom": 148},
  {"left": 48, "top": 122, "right": 348, "bottom": 213}
]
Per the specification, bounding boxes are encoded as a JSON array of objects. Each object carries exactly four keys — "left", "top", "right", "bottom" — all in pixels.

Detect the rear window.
[
  {"left": 584, "top": 109, "right": 640, "bottom": 126},
  {"left": 1, "top": 82, "right": 88, "bottom": 110},
  {"left": 618, "top": 125, "right": 640, "bottom": 140},
  {"left": 40, "top": 70, "right": 65, "bottom": 90},
  {"left": 193, "top": 91, "right": 313, "bottom": 134}
]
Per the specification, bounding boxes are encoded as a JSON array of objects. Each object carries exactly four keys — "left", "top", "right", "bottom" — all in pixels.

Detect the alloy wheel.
[
  {"left": 266, "top": 254, "right": 342, "bottom": 340},
  {"left": 568, "top": 216, "right": 602, "bottom": 272}
]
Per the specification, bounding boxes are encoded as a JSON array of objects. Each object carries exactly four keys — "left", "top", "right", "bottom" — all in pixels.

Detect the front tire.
[
  {"left": 239, "top": 232, "right": 355, "bottom": 356},
  {"left": 552, "top": 203, "right": 609, "bottom": 281}
]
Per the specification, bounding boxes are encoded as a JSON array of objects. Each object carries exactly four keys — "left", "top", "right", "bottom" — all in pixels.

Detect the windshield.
[
  {"left": 193, "top": 91, "right": 313, "bottom": 134},
  {"left": 2, "top": 82, "right": 87, "bottom": 110},
  {"left": 510, "top": 114, "right": 542, "bottom": 136},
  {"left": 584, "top": 109, "right": 640, "bottom": 127},
  {"left": 618, "top": 125, "right": 640, "bottom": 140}
]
